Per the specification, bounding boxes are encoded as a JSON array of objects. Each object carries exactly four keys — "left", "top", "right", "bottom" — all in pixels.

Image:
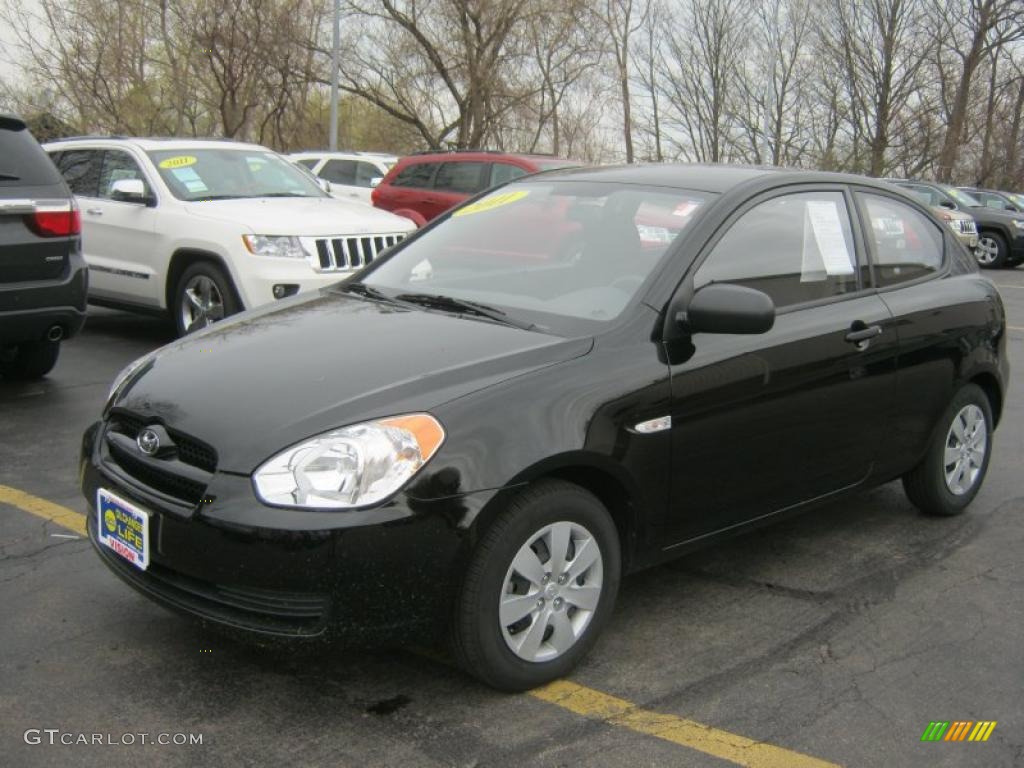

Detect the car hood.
[
  {"left": 115, "top": 291, "right": 592, "bottom": 472},
  {"left": 184, "top": 196, "right": 415, "bottom": 235},
  {"left": 967, "top": 205, "right": 1024, "bottom": 224}
]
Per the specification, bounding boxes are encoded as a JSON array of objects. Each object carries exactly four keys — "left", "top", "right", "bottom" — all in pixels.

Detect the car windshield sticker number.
[
  {"left": 801, "top": 200, "right": 854, "bottom": 281},
  {"left": 158, "top": 155, "right": 197, "bottom": 170},
  {"left": 453, "top": 190, "right": 529, "bottom": 217}
]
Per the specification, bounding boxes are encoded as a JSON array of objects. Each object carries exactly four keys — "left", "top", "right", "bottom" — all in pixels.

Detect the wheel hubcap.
[
  {"left": 180, "top": 276, "right": 225, "bottom": 333},
  {"left": 943, "top": 404, "right": 987, "bottom": 495},
  {"left": 974, "top": 237, "right": 998, "bottom": 265},
  {"left": 499, "top": 520, "right": 603, "bottom": 663}
]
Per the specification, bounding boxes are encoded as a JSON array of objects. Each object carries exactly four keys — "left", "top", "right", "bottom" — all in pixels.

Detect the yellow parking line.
[
  {"left": 531, "top": 680, "right": 841, "bottom": 768},
  {"left": 0, "top": 484, "right": 86, "bottom": 536}
]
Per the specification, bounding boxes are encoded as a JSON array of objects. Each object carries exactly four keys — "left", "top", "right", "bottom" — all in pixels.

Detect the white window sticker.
[{"left": 802, "top": 201, "right": 854, "bottom": 281}]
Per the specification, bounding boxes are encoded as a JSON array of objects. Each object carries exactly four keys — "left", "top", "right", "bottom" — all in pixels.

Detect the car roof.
[
  {"left": 42, "top": 136, "right": 271, "bottom": 152},
  {"left": 402, "top": 150, "right": 577, "bottom": 164},
  {"left": 536, "top": 163, "right": 903, "bottom": 194},
  {"left": 289, "top": 151, "right": 397, "bottom": 160}
]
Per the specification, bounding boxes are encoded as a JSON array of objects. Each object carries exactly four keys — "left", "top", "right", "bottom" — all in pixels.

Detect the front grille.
[
  {"left": 305, "top": 233, "right": 406, "bottom": 271},
  {"left": 108, "top": 411, "right": 216, "bottom": 472},
  {"left": 108, "top": 442, "right": 207, "bottom": 504},
  {"left": 957, "top": 219, "right": 977, "bottom": 235},
  {"left": 92, "top": 524, "right": 328, "bottom": 636}
]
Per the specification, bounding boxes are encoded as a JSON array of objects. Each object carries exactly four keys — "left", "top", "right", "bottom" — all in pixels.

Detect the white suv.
[
  {"left": 44, "top": 138, "right": 415, "bottom": 335},
  {"left": 289, "top": 151, "right": 397, "bottom": 203}
]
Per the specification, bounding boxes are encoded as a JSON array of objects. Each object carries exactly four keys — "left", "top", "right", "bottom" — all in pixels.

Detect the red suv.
[{"left": 371, "top": 150, "right": 580, "bottom": 226}]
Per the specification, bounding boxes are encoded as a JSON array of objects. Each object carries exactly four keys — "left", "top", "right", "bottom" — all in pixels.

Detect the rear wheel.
[
  {"left": 974, "top": 232, "right": 1007, "bottom": 269},
  {"left": 451, "top": 480, "right": 620, "bottom": 691},
  {"left": 173, "top": 262, "right": 240, "bottom": 336},
  {"left": 902, "top": 384, "right": 993, "bottom": 516},
  {"left": 0, "top": 340, "right": 60, "bottom": 380}
]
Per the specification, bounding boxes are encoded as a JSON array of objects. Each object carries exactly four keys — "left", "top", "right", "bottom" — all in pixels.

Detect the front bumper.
[
  {"left": 231, "top": 258, "right": 353, "bottom": 311},
  {"left": 80, "top": 421, "right": 476, "bottom": 644}
]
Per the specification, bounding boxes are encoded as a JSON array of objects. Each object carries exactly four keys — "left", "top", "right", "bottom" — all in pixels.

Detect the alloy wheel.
[
  {"left": 180, "top": 275, "right": 225, "bottom": 333},
  {"left": 974, "top": 237, "right": 999, "bottom": 266},
  {"left": 943, "top": 404, "right": 987, "bottom": 495},
  {"left": 499, "top": 520, "right": 603, "bottom": 663}
]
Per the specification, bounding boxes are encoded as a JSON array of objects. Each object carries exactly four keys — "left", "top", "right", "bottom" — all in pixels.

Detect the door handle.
[
  {"left": 845, "top": 323, "right": 882, "bottom": 348},
  {"left": 85, "top": 208, "right": 103, "bottom": 216}
]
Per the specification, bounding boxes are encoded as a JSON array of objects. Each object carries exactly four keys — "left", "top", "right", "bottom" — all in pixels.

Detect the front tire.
[
  {"left": 974, "top": 232, "right": 1007, "bottom": 269},
  {"left": 452, "top": 480, "right": 620, "bottom": 691},
  {"left": 0, "top": 340, "right": 60, "bottom": 380},
  {"left": 902, "top": 384, "right": 993, "bottom": 516},
  {"left": 173, "top": 262, "right": 241, "bottom": 337}
]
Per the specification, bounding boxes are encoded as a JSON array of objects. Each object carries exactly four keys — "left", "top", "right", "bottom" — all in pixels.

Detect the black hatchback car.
[
  {"left": 82, "top": 165, "right": 1007, "bottom": 690},
  {"left": 0, "top": 114, "right": 87, "bottom": 378}
]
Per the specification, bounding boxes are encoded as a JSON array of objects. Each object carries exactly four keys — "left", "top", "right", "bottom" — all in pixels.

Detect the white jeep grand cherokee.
[{"left": 43, "top": 137, "right": 415, "bottom": 335}]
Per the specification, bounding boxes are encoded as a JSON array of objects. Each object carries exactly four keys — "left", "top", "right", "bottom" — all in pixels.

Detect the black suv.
[
  {"left": 0, "top": 114, "right": 87, "bottom": 379},
  {"left": 892, "top": 179, "right": 1024, "bottom": 268}
]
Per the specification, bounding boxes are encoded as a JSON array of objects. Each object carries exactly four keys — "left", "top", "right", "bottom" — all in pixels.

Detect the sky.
[{"left": 0, "top": 0, "right": 43, "bottom": 85}]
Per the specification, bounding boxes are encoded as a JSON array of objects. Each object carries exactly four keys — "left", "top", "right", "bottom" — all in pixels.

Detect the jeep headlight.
[
  {"left": 252, "top": 414, "right": 445, "bottom": 509},
  {"left": 242, "top": 234, "right": 309, "bottom": 259},
  {"left": 1011, "top": 220, "right": 1024, "bottom": 231}
]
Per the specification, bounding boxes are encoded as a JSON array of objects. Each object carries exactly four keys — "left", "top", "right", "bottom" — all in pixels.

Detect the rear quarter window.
[
  {"left": 0, "top": 122, "right": 64, "bottom": 188},
  {"left": 390, "top": 162, "right": 438, "bottom": 189}
]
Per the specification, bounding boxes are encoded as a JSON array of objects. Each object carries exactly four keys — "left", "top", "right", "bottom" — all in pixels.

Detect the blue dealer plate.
[{"left": 97, "top": 488, "right": 150, "bottom": 570}]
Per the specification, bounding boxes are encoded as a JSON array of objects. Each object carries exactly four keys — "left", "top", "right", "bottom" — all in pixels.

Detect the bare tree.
[{"left": 597, "top": 0, "right": 648, "bottom": 163}]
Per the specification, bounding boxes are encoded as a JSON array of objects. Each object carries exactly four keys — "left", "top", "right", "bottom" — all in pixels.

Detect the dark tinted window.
[
  {"left": 434, "top": 162, "right": 487, "bottom": 194},
  {"left": 490, "top": 162, "right": 527, "bottom": 187},
  {"left": 98, "top": 150, "right": 150, "bottom": 200},
  {"left": 391, "top": 162, "right": 438, "bottom": 188},
  {"left": 0, "top": 122, "right": 63, "bottom": 187},
  {"left": 321, "top": 159, "right": 355, "bottom": 185},
  {"left": 859, "top": 193, "right": 944, "bottom": 287},
  {"left": 54, "top": 149, "right": 103, "bottom": 197},
  {"left": 695, "top": 191, "right": 861, "bottom": 307},
  {"left": 354, "top": 161, "right": 379, "bottom": 187}
]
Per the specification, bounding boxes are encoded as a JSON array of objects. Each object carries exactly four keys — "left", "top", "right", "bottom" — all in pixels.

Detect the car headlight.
[
  {"left": 242, "top": 234, "right": 309, "bottom": 259},
  {"left": 106, "top": 350, "right": 158, "bottom": 407},
  {"left": 252, "top": 414, "right": 445, "bottom": 509}
]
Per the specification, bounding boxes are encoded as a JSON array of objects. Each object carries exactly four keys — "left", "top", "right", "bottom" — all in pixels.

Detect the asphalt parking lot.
[{"left": 2, "top": 275, "right": 1023, "bottom": 768}]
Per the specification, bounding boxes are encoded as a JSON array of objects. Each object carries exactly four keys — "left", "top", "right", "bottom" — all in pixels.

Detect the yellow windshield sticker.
[
  {"left": 453, "top": 190, "right": 529, "bottom": 217},
  {"left": 158, "top": 155, "right": 197, "bottom": 169}
]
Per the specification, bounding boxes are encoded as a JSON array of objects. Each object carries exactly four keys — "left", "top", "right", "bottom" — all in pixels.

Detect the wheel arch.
[
  {"left": 969, "top": 370, "right": 1003, "bottom": 427},
  {"left": 469, "top": 454, "right": 644, "bottom": 573},
  {"left": 165, "top": 248, "right": 244, "bottom": 312}
]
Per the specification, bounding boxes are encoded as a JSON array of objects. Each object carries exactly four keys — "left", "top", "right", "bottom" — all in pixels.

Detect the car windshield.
[
  {"left": 146, "top": 148, "right": 326, "bottom": 201},
  {"left": 357, "top": 181, "right": 713, "bottom": 333},
  {"left": 944, "top": 186, "right": 981, "bottom": 207},
  {"left": 1008, "top": 193, "right": 1024, "bottom": 208}
]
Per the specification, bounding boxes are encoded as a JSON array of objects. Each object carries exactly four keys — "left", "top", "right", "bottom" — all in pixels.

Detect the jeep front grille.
[{"left": 303, "top": 233, "right": 406, "bottom": 272}]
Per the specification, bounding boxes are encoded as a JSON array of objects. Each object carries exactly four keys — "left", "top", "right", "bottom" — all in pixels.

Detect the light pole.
[{"left": 329, "top": 0, "right": 340, "bottom": 150}]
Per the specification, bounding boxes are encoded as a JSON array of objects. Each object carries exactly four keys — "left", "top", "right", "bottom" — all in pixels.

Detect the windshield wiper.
[
  {"left": 189, "top": 194, "right": 241, "bottom": 201},
  {"left": 394, "top": 292, "right": 536, "bottom": 331},
  {"left": 251, "top": 192, "right": 316, "bottom": 198},
  {"left": 339, "top": 282, "right": 416, "bottom": 308}
]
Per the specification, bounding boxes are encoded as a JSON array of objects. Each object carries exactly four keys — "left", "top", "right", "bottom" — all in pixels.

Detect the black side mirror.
[
  {"left": 939, "top": 200, "right": 956, "bottom": 210},
  {"left": 681, "top": 283, "right": 775, "bottom": 335}
]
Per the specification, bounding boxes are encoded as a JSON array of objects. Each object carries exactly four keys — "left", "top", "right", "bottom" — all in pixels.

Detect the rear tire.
[
  {"left": 451, "top": 480, "right": 620, "bottom": 691},
  {"left": 902, "top": 384, "right": 993, "bottom": 516},
  {"left": 974, "top": 232, "right": 1007, "bottom": 269},
  {"left": 173, "top": 262, "right": 241, "bottom": 337},
  {"left": 0, "top": 340, "right": 60, "bottom": 380}
]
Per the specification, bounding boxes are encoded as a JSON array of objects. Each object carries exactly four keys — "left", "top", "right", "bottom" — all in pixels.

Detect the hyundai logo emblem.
[{"left": 137, "top": 428, "right": 160, "bottom": 456}]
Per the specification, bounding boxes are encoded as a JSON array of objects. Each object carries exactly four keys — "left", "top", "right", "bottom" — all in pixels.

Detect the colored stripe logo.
[{"left": 921, "top": 721, "right": 997, "bottom": 742}]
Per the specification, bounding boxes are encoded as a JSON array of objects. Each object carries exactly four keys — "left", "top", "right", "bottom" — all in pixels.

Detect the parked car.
[
  {"left": 43, "top": 137, "right": 416, "bottom": 335},
  {"left": 288, "top": 151, "right": 397, "bottom": 203},
  {"left": 956, "top": 186, "right": 1022, "bottom": 213},
  {"left": 891, "top": 179, "right": 1024, "bottom": 268},
  {"left": 930, "top": 206, "right": 978, "bottom": 250},
  {"left": 371, "top": 149, "right": 581, "bottom": 226},
  {"left": 83, "top": 165, "right": 1006, "bottom": 691},
  {"left": 0, "top": 114, "right": 87, "bottom": 379},
  {"left": 1004, "top": 191, "right": 1024, "bottom": 209}
]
